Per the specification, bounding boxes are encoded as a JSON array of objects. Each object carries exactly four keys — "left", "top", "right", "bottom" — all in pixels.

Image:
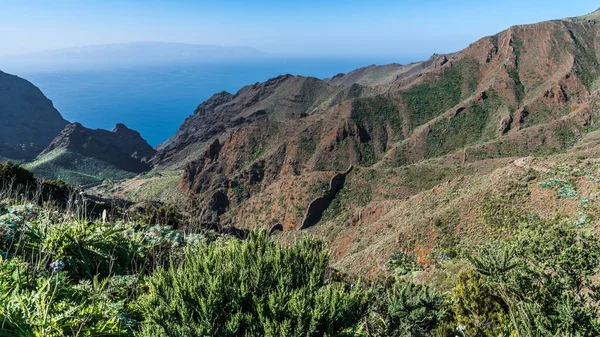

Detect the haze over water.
[{"left": 16, "top": 58, "right": 412, "bottom": 147}]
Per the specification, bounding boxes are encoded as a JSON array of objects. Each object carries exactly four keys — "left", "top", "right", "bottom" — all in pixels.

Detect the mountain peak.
[{"left": 112, "top": 123, "right": 132, "bottom": 133}]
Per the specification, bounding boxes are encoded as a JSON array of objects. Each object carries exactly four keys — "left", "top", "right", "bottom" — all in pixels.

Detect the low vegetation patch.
[{"left": 401, "top": 59, "right": 480, "bottom": 129}]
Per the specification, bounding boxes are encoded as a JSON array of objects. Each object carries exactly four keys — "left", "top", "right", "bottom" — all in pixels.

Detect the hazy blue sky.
[{"left": 1, "top": 0, "right": 599, "bottom": 58}]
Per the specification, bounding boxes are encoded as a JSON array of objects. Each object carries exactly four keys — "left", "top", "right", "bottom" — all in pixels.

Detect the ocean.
[{"left": 17, "top": 58, "right": 410, "bottom": 147}]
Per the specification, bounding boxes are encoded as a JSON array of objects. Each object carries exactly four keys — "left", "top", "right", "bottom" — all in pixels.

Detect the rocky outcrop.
[
  {"left": 0, "top": 71, "right": 68, "bottom": 159},
  {"left": 498, "top": 115, "right": 513, "bottom": 135},
  {"left": 325, "top": 54, "right": 447, "bottom": 87},
  {"left": 41, "top": 122, "right": 155, "bottom": 173},
  {"left": 300, "top": 165, "right": 353, "bottom": 230},
  {"left": 269, "top": 223, "right": 284, "bottom": 236},
  {"left": 543, "top": 85, "right": 568, "bottom": 103}
]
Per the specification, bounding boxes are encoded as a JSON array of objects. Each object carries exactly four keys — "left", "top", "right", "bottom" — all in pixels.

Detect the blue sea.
[{"left": 16, "top": 58, "right": 412, "bottom": 147}]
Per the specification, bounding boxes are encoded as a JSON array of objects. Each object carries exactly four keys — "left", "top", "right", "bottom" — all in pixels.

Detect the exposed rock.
[
  {"left": 475, "top": 91, "right": 487, "bottom": 101},
  {"left": 453, "top": 107, "right": 466, "bottom": 117},
  {"left": 325, "top": 63, "right": 421, "bottom": 87},
  {"left": 207, "top": 190, "right": 230, "bottom": 215},
  {"left": 300, "top": 165, "right": 353, "bottom": 230},
  {"left": 511, "top": 107, "right": 529, "bottom": 131},
  {"left": 0, "top": 71, "right": 68, "bottom": 159},
  {"left": 206, "top": 138, "right": 222, "bottom": 161},
  {"left": 543, "top": 85, "right": 568, "bottom": 103},
  {"left": 269, "top": 223, "right": 284, "bottom": 235},
  {"left": 154, "top": 75, "right": 339, "bottom": 167},
  {"left": 151, "top": 11, "right": 600, "bottom": 248},
  {"left": 435, "top": 55, "right": 448, "bottom": 68},
  {"left": 498, "top": 114, "right": 513, "bottom": 135}
]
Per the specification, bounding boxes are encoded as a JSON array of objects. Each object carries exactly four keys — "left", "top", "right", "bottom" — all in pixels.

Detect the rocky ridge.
[{"left": 41, "top": 122, "right": 156, "bottom": 173}]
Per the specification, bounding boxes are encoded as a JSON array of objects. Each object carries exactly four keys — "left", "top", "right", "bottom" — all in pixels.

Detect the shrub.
[
  {"left": 467, "top": 222, "right": 600, "bottom": 336},
  {"left": 0, "top": 162, "right": 35, "bottom": 187},
  {"left": 386, "top": 252, "right": 421, "bottom": 277},
  {"left": 368, "top": 282, "right": 449, "bottom": 337},
  {"left": 0, "top": 256, "right": 132, "bottom": 336},
  {"left": 451, "top": 270, "right": 511, "bottom": 336},
  {"left": 134, "top": 231, "right": 370, "bottom": 336}
]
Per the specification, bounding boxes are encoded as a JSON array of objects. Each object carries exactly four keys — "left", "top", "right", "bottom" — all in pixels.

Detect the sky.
[{"left": 1, "top": 0, "right": 599, "bottom": 59}]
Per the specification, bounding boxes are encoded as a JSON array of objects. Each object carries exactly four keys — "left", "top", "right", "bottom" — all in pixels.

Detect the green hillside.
[{"left": 24, "top": 149, "right": 135, "bottom": 187}]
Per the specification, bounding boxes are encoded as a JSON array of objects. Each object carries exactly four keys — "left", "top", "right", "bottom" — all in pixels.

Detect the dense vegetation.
[
  {"left": 3, "top": 165, "right": 600, "bottom": 336},
  {"left": 401, "top": 58, "right": 480, "bottom": 129},
  {"left": 350, "top": 96, "right": 403, "bottom": 166}
]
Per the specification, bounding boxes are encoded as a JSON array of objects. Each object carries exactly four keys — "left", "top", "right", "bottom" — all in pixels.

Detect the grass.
[
  {"left": 6, "top": 152, "right": 600, "bottom": 335},
  {"left": 478, "top": 181, "right": 531, "bottom": 230},
  {"left": 24, "top": 149, "right": 135, "bottom": 187},
  {"left": 299, "top": 134, "right": 317, "bottom": 157},
  {"left": 510, "top": 38, "right": 524, "bottom": 61},
  {"left": 0, "top": 183, "right": 374, "bottom": 337},
  {"left": 115, "top": 170, "right": 187, "bottom": 202},
  {"left": 0, "top": 192, "right": 202, "bottom": 336},
  {"left": 320, "top": 178, "right": 373, "bottom": 222}
]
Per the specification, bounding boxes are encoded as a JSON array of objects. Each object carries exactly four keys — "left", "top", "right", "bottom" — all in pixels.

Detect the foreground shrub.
[
  {"left": 452, "top": 270, "right": 511, "bottom": 336},
  {"left": 0, "top": 256, "right": 132, "bottom": 336},
  {"left": 468, "top": 221, "right": 600, "bottom": 336},
  {"left": 368, "top": 282, "right": 449, "bottom": 337},
  {"left": 20, "top": 220, "right": 142, "bottom": 279},
  {"left": 0, "top": 162, "right": 35, "bottom": 188},
  {"left": 135, "top": 231, "right": 370, "bottom": 337}
]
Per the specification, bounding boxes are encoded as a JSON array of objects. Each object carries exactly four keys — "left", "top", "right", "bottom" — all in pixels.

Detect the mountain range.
[{"left": 3, "top": 9, "right": 600, "bottom": 274}]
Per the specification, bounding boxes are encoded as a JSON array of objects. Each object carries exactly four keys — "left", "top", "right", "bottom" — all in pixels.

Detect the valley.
[{"left": 2, "top": 7, "right": 600, "bottom": 336}]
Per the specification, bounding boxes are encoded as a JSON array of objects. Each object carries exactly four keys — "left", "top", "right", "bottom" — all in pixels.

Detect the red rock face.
[
  {"left": 543, "top": 85, "right": 568, "bottom": 103},
  {"left": 154, "top": 12, "right": 600, "bottom": 236}
]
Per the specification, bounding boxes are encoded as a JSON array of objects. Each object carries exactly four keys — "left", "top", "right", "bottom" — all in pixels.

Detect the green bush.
[
  {"left": 368, "top": 282, "right": 448, "bottom": 337},
  {"left": 401, "top": 59, "right": 479, "bottom": 129},
  {"left": 468, "top": 221, "right": 600, "bottom": 336},
  {"left": 20, "top": 220, "right": 143, "bottom": 279},
  {"left": 386, "top": 252, "right": 421, "bottom": 277},
  {"left": 5, "top": 173, "right": 600, "bottom": 336},
  {"left": 0, "top": 256, "right": 132, "bottom": 336},
  {"left": 452, "top": 270, "right": 511, "bottom": 336},
  {"left": 134, "top": 231, "right": 370, "bottom": 337}
]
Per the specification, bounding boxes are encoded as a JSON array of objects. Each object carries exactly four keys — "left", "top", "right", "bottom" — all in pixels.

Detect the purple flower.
[{"left": 50, "top": 260, "right": 65, "bottom": 272}]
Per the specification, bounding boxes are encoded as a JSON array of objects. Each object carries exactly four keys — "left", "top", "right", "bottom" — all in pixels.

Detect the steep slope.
[
  {"left": 28, "top": 123, "right": 156, "bottom": 186},
  {"left": 0, "top": 71, "right": 68, "bottom": 160},
  {"left": 140, "top": 9, "right": 600, "bottom": 273},
  {"left": 153, "top": 74, "right": 364, "bottom": 168}
]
